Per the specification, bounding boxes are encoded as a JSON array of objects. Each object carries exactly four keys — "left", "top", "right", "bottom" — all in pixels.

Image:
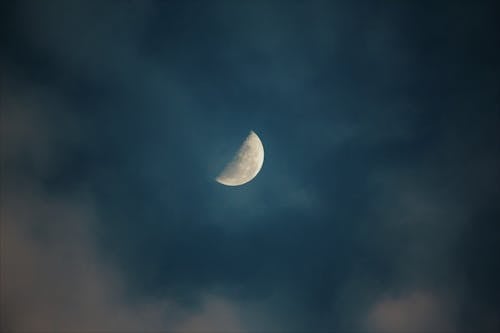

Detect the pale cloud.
[
  {"left": 1, "top": 189, "right": 246, "bottom": 332},
  {"left": 1, "top": 186, "right": 171, "bottom": 332},
  {"left": 366, "top": 290, "right": 454, "bottom": 333}
]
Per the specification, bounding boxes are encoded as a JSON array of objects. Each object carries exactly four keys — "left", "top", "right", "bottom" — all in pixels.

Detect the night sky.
[{"left": 2, "top": 1, "right": 500, "bottom": 332}]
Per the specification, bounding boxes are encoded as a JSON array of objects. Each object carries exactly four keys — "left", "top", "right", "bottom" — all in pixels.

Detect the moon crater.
[{"left": 216, "top": 131, "right": 264, "bottom": 186}]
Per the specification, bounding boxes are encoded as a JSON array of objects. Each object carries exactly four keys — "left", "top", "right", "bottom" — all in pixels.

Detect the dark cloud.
[
  {"left": 0, "top": 74, "right": 248, "bottom": 332},
  {"left": 2, "top": 1, "right": 500, "bottom": 332}
]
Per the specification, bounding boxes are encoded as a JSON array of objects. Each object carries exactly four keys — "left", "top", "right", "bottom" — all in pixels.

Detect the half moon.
[{"left": 216, "top": 131, "right": 264, "bottom": 186}]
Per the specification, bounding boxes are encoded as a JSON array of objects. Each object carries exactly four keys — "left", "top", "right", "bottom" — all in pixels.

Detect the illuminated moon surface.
[{"left": 216, "top": 131, "right": 264, "bottom": 186}]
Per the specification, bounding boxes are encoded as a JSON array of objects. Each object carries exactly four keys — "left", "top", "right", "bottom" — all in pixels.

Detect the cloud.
[
  {"left": 2, "top": 191, "right": 168, "bottom": 332},
  {"left": 365, "top": 290, "right": 453, "bottom": 333},
  {"left": 175, "top": 295, "right": 243, "bottom": 333},
  {"left": 2, "top": 198, "right": 245, "bottom": 332},
  {"left": 0, "top": 75, "right": 246, "bottom": 332}
]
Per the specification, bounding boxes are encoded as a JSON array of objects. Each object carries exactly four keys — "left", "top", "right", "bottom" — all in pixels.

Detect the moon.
[{"left": 216, "top": 130, "right": 265, "bottom": 186}]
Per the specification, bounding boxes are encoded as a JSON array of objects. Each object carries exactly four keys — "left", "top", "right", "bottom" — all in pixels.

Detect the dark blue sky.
[{"left": 2, "top": 1, "right": 500, "bottom": 332}]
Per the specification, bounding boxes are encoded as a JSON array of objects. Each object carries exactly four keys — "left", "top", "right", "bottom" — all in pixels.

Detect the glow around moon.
[{"left": 216, "top": 131, "right": 264, "bottom": 186}]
